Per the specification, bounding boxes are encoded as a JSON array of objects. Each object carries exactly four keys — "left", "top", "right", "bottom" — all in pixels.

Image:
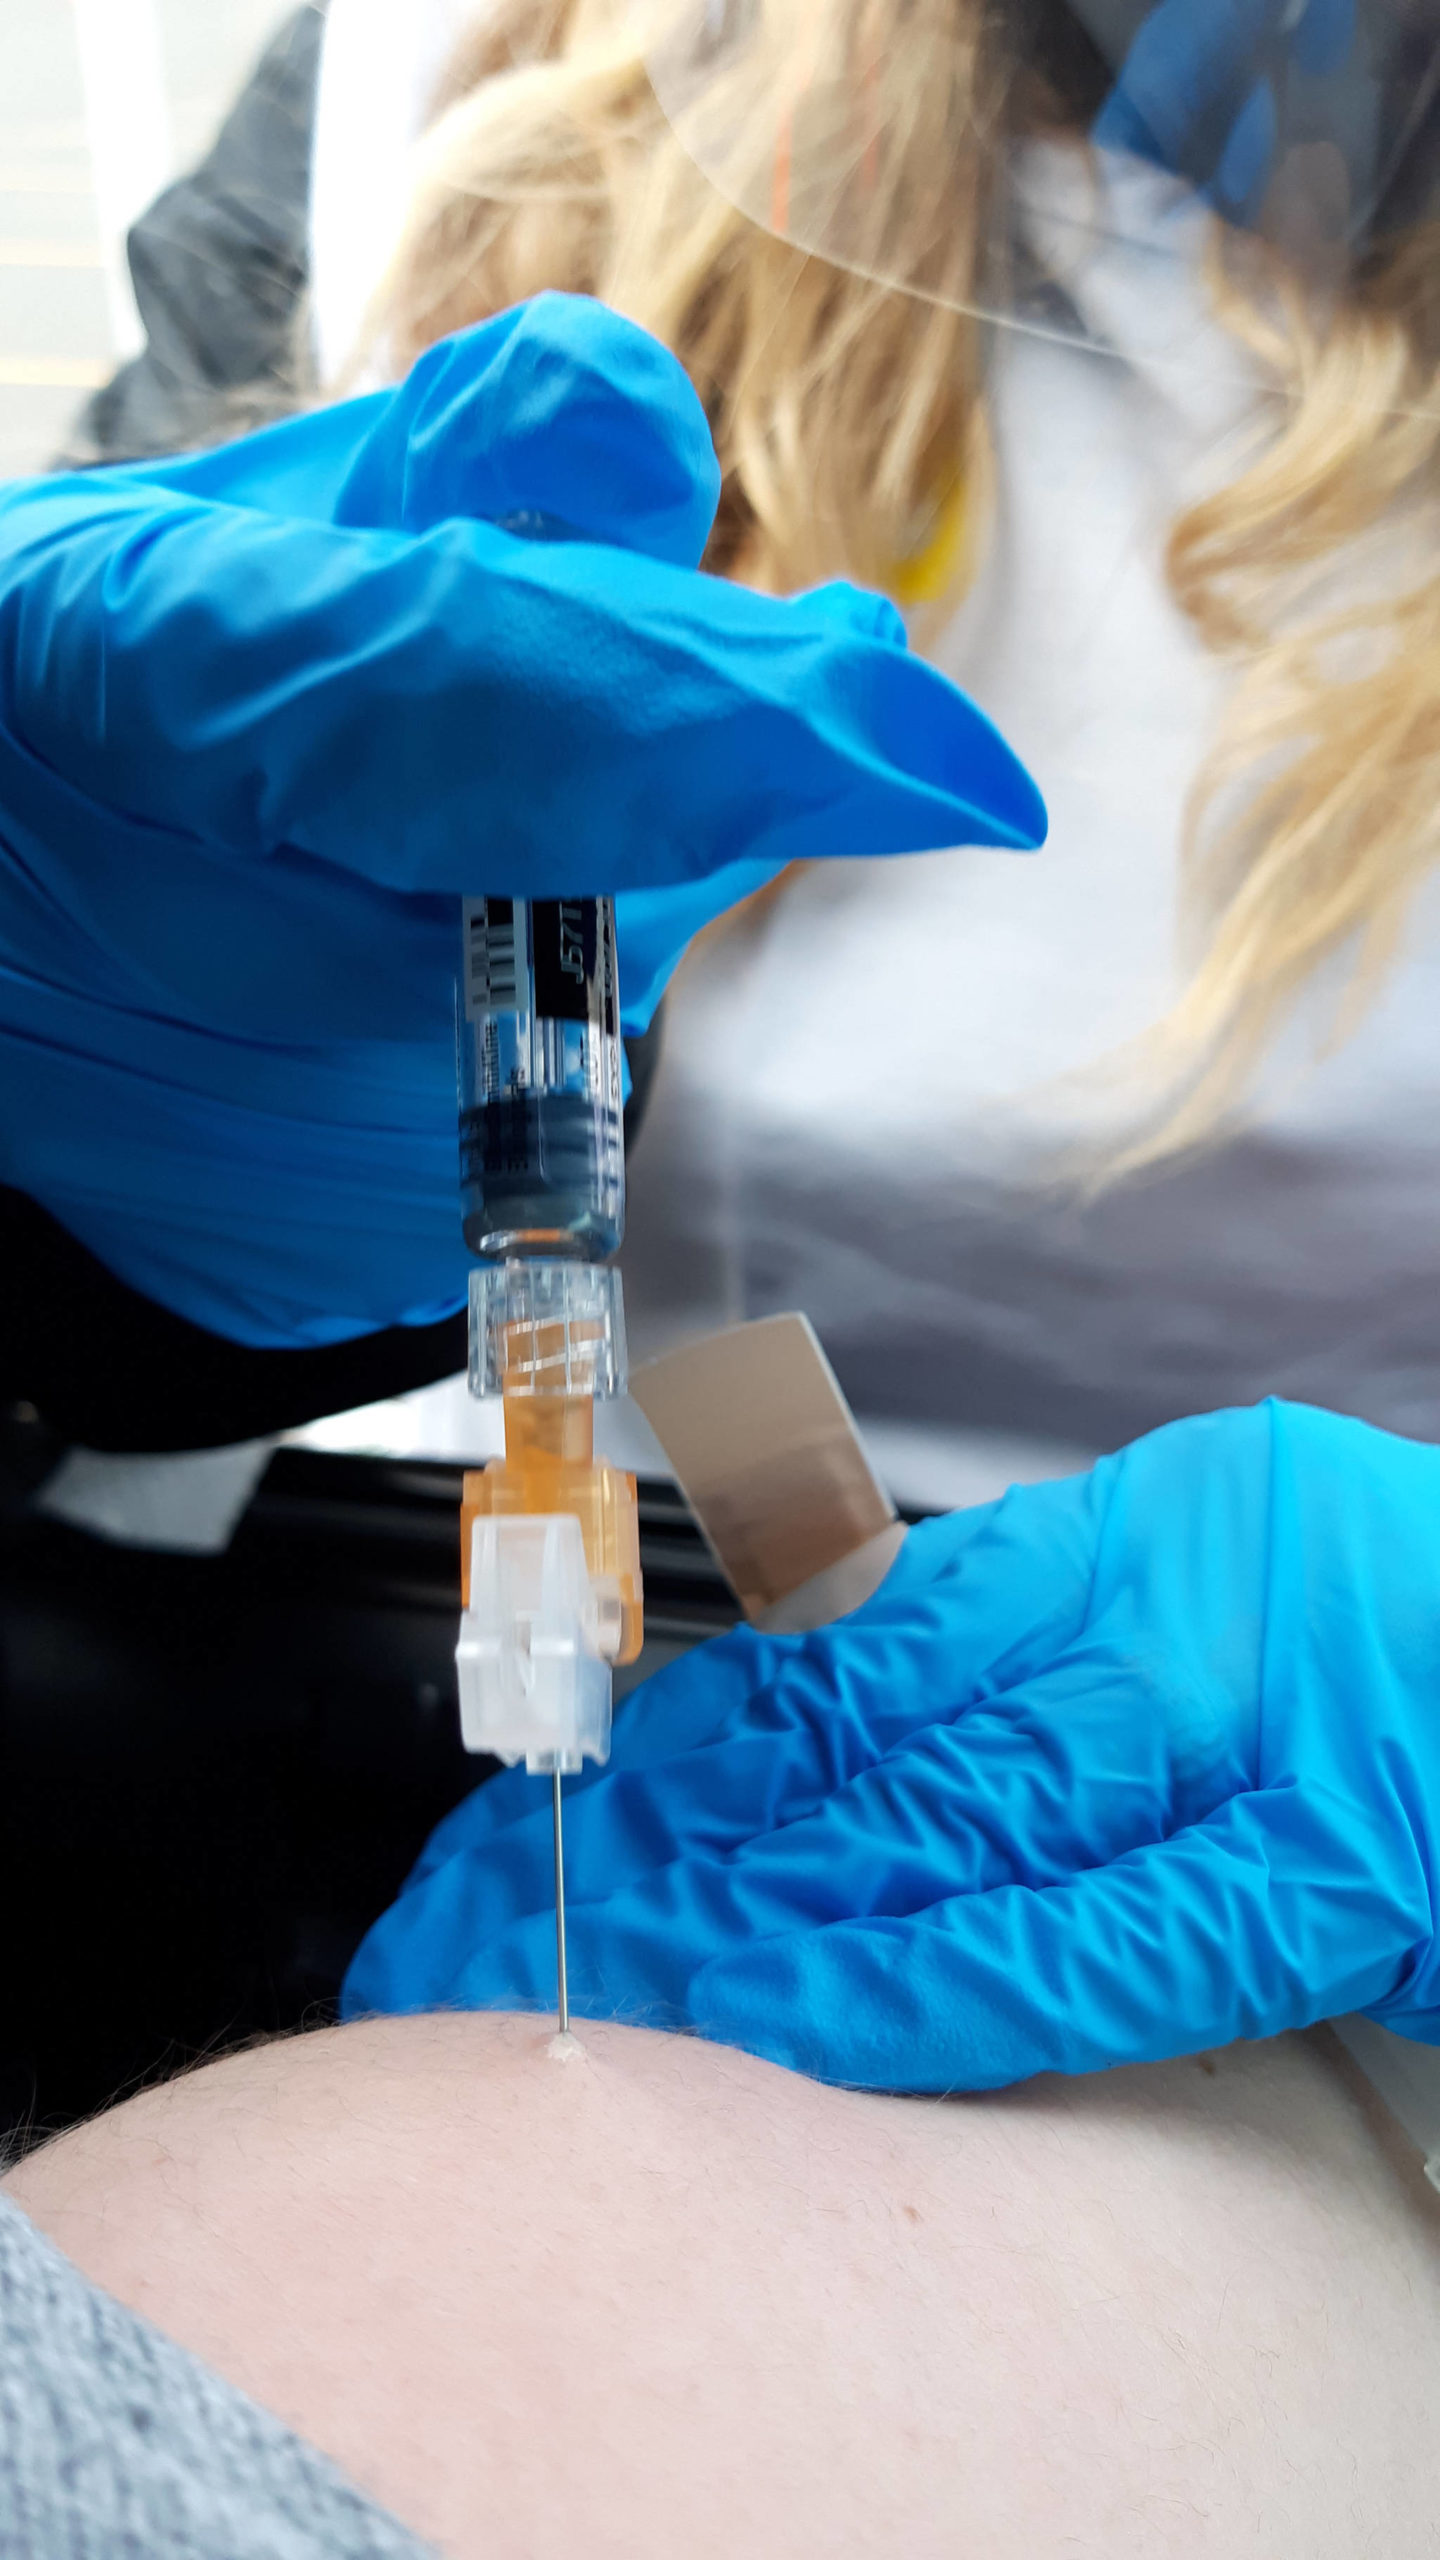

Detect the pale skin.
[{"left": 5, "top": 2014, "right": 1439, "bottom": 2559}]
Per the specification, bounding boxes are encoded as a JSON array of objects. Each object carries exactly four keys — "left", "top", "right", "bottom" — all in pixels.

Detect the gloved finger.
[
  {"left": 408, "top": 1477, "right": 1111, "bottom": 1887},
  {"left": 341, "top": 1670, "right": 925, "bottom": 2022},
  {"left": 406, "top": 1618, "right": 1246, "bottom": 1982},
  {"left": 332, "top": 296, "right": 721, "bottom": 567},
  {"left": 372, "top": 1664, "right": 966, "bottom": 1972},
  {"left": 396, "top": 1686, "right": 802, "bottom": 1914},
  {"left": 691, "top": 1785, "right": 1430, "bottom": 2091},
  {"left": 2, "top": 473, "right": 1044, "bottom": 892},
  {"left": 1093, "top": 0, "right": 1283, "bottom": 170},
  {"left": 390, "top": 1469, "right": 1110, "bottom": 1903},
  {"left": 391, "top": 1632, "right": 927, "bottom": 1926},
  {"left": 119, "top": 294, "right": 721, "bottom": 568},
  {"left": 342, "top": 1720, "right": 840, "bottom": 2019},
  {"left": 23, "top": 763, "right": 768, "bottom": 1053},
  {"left": 391, "top": 1618, "right": 812, "bottom": 1901},
  {"left": 355, "top": 1459, "right": 1131, "bottom": 2018},
  {"left": 603, "top": 1626, "right": 1253, "bottom": 1913}
]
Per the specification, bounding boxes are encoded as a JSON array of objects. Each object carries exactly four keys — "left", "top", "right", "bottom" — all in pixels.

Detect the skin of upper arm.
[{"left": 5, "top": 2014, "right": 1438, "bottom": 2560}]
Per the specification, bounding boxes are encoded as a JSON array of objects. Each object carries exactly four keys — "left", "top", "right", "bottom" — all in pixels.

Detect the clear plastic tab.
[{"left": 629, "top": 1311, "right": 896, "bottom": 1621}]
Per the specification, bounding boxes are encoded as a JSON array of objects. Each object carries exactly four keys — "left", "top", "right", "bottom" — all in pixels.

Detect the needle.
[{"left": 552, "top": 1766, "right": 570, "bottom": 2038}]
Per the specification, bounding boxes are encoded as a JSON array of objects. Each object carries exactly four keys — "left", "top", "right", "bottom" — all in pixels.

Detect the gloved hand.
[
  {"left": 0, "top": 292, "right": 1043, "bottom": 1347},
  {"left": 1093, "top": 0, "right": 1356, "bottom": 229},
  {"left": 343, "top": 1400, "right": 1440, "bottom": 2091}
]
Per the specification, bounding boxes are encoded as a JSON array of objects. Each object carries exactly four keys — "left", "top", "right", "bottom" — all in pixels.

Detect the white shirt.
[{"left": 308, "top": 2, "right": 1440, "bottom": 1510}]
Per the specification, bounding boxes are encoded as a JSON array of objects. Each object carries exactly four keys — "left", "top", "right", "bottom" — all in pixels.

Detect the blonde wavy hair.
[{"left": 363, "top": 0, "right": 1440, "bottom": 1166}]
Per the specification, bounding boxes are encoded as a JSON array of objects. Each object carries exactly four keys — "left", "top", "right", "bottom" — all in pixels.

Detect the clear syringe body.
[{"left": 457, "top": 894, "right": 624, "bottom": 1262}]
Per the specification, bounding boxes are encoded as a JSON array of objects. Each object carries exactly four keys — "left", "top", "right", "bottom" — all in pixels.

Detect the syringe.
[{"left": 453, "top": 892, "right": 643, "bottom": 2035}]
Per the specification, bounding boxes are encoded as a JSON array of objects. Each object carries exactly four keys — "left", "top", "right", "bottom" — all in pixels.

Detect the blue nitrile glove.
[
  {"left": 1094, "top": 0, "right": 1357, "bottom": 228},
  {"left": 0, "top": 292, "right": 1043, "bottom": 1348},
  {"left": 344, "top": 1400, "right": 1440, "bottom": 2092}
]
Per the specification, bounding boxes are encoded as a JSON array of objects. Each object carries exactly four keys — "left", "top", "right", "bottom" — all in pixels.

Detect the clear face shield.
[{"left": 639, "top": 1, "right": 1440, "bottom": 413}]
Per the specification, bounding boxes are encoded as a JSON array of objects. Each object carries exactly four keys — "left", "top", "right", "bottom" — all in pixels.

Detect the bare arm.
[{"left": 5, "top": 2015, "right": 1438, "bottom": 2559}]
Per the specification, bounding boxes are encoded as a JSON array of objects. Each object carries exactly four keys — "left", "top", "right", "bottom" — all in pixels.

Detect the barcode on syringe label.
[{"left": 462, "top": 896, "right": 525, "bottom": 1020}]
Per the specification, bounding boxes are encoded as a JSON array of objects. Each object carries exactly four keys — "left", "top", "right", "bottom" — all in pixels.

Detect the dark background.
[{"left": 0, "top": 1416, "right": 738, "bottom": 2155}]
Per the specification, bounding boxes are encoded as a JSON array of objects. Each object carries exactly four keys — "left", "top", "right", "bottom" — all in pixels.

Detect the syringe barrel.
[{"left": 457, "top": 894, "right": 624, "bottom": 1261}]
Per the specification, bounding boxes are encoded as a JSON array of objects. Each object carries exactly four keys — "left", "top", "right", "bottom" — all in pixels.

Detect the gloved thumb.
[{"left": 332, "top": 291, "right": 721, "bottom": 565}]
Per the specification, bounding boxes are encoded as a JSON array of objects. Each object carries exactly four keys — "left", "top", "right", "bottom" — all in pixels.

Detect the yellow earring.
[{"left": 889, "top": 475, "right": 969, "bottom": 608}]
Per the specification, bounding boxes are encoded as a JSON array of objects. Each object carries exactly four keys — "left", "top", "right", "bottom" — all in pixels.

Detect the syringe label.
[
  {"left": 531, "top": 900, "right": 618, "bottom": 1034},
  {"left": 462, "top": 897, "right": 524, "bottom": 1020}
]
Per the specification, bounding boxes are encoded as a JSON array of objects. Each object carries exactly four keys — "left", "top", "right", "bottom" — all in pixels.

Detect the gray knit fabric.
[{"left": 0, "top": 2193, "right": 436, "bottom": 2559}]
